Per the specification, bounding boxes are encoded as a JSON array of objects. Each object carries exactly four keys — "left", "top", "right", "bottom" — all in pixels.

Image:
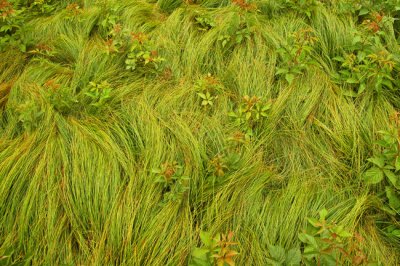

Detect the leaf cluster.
[
  {"left": 276, "top": 28, "right": 318, "bottom": 84},
  {"left": 228, "top": 95, "right": 271, "bottom": 139},
  {"left": 190, "top": 231, "right": 239, "bottom": 266},
  {"left": 153, "top": 161, "right": 190, "bottom": 204},
  {"left": 299, "top": 209, "right": 371, "bottom": 266}
]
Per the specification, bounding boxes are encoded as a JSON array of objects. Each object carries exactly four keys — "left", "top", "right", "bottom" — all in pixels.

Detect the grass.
[{"left": 1, "top": 0, "right": 400, "bottom": 265}]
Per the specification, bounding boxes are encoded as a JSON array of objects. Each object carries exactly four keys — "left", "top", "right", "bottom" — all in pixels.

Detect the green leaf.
[
  {"left": 346, "top": 77, "right": 359, "bottom": 84},
  {"left": 333, "top": 225, "right": 352, "bottom": 238},
  {"left": 199, "top": 231, "right": 212, "bottom": 247},
  {"left": 367, "top": 157, "right": 385, "bottom": 168},
  {"left": 322, "top": 254, "right": 338, "bottom": 266},
  {"left": 191, "top": 247, "right": 209, "bottom": 259},
  {"left": 276, "top": 68, "right": 288, "bottom": 75},
  {"left": 359, "top": 7, "right": 369, "bottom": 16},
  {"left": 285, "top": 73, "right": 295, "bottom": 84},
  {"left": 308, "top": 217, "right": 320, "bottom": 227},
  {"left": 298, "top": 233, "right": 318, "bottom": 248},
  {"left": 342, "top": 90, "right": 358, "bottom": 97},
  {"left": 357, "top": 83, "right": 365, "bottom": 95},
  {"left": 395, "top": 157, "right": 400, "bottom": 172},
  {"left": 333, "top": 56, "right": 344, "bottom": 62},
  {"left": 381, "top": 79, "right": 393, "bottom": 90},
  {"left": 352, "top": 35, "right": 362, "bottom": 45},
  {"left": 197, "top": 93, "right": 206, "bottom": 99},
  {"left": 286, "top": 248, "right": 301, "bottom": 265},
  {"left": 389, "top": 229, "right": 400, "bottom": 238},
  {"left": 386, "top": 187, "right": 400, "bottom": 211},
  {"left": 384, "top": 165, "right": 395, "bottom": 170},
  {"left": 19, "top": 44, "right": 27, "bottom": 53},
  {"left": 0, "top": 25, "right": 13, "bottom": 32},
  {"left": 236, "top": 35, "right": 243, "bottom": 44},
  {"left": 267, "top": 244, "right": 285, "bottom": 263},
  {"left": 384, "top": 170, "right": 399, "bottom": 189},
  {"left": 319, "top": 208, "right": 328, "bottom": 220},
  {"left": 245, "top": 112, "right": 251, "bottom": 120},
  {"left": 363, "top": 167, "right": 384, "bottom": 184},
  {"left": 228, "top": 111, "right": 237, "bottom": 117}
]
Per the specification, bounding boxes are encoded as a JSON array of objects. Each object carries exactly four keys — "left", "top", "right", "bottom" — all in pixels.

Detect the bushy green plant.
[
  {"left": 266, "top": 244, "right": 301, "bottom": 266},
  {"left": 82, "top": 81, "right": 112, "bottom": 114},
  {"left": 0, "top": 0, "right": 28, "bottom": 52},
  {"left": 298, "top": 209, "right": 372, "bottom": 265},
  {"left": 206, "top": 152, "right": 240, "bottom": 186},
  {"left": 98, "top": 5, "right": 120, "bottom": 35},
  {"left": 217, "top": 14, "right": 252, "bottom": 49},
  {"left": 281, "top": 0, "right": 320, "bottom": 19},
  {"left": 190, "top": 231, "right": 239, "bottom": 266},
  {"left": 333, "top": 50, "right": 396, "bottom": 96},
  {"left": 231, "top": 0, "right": 257, "bottom": 11},
  {"left": 276, "top": 28, "right": 318, "bottom": 84},
  {"left": 63, "top": 3, "right": 82, "bottom": 19},
  {"left": 344, "top": 0, "right": 400, "bottom": 17},
  {"left": 217, "top": 27, "right": 251, "bottom": 48},
  {"left": 0, "top": 0, "right": 57, "bottom": 52},
  {"left": 43, "top": 80, "right": 112, "bottom": 116},
  {"left": 125, "top": 32, "right": 165, "bottom": 72},
  {"left": 228, "top": 95, "right": 271, "bottom": 139},
  {"left": 153, "top": 161, "right": 190, "bottom": 204},
  {"left": 194, "top": 74, "right": 223, "bottom": 108},
  {"left": 364, "top": 113, "right": 400, "bottom": 225},
  {"left": 43, "top": 80, "right": 78, "bottom": 115},
  {"left": 16, "top": 101, "right": 44, "bottom": 132},
  {"left": 194, "top": 14, "right": 216, "bottom": 31}
]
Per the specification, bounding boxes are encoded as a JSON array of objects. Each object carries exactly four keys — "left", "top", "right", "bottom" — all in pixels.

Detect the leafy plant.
[
  {"left": 197, "top": 92, "right": 217, "bottom": 107},
  {"left": 16, "top": 101, "right": 44, "bottom": 132},
  {"left": 360, "top": 12, "right": 392, "bottom": 34},
  {"left": 0, "top": 0, "right": 29, "bottom": 52},
  {"left": 194, "top": 14, "right": 216, "bottom": 31},
  {"left": 281, "top": 0, "right": 320, "bottom": 19},
  {"left": 276, "top": 28, "right": 318, "bottom": 84},
  {"left": 364, "top": 113, "right": 400, "bottom": 217},
  {"left": 217, "top": 15, "right": 252, "bottom": 49},
  {"left": 153, "top": 161, "right": 189, "bottom": 203},
  {"left": 266, "top": 244, "right": 301, "bottom": 266},
  {"left": 96, "top": 5, "right": 128, "bottom": 54},
  {"left": 43, "top": 80, "right": 78, "bottom": 115},
  {"left": 334, "top": 49, "right": 397, "bottom": 96},
  {"left": 27, "top": 43, "right": 55, "bottom": 57},
  {"left": 125, "top": 32, "right": 165, "bottom": 72},
  {"left": 217, "top": 27, "right": 251, "bottom": 48},
  {"left": 190, "top": 231, "right": 239, "bottom": 266},
  {"left": 206, "top": 152, "right": 240, "bottom": 186},
  {"left": 228, "top": 95, "right": 271, "bottom": 139},
  {"left": 82, "top": 81, "right": 112, "bottom": 114},
  {"left": 231, "top": 0, "right": 257, "bottom": 11},
  {"left": 98, "top": 5, "right": 120, "bottom": 35},
  {"left": 64, "top": 3, "right": 82, "bottom": 19},
  {"left": 341, "top": 0, "right": 400, "bottom": 17},
  {"left": 30, "top": 0, "right": 56, "bottom": 14},
  {"left": 226, "top": 131, "right": 251, "bottom": 147},
  {"left": 299, "top": 209, "right": 371, "bottom": 265},
  {"left": 194, "top": 74, "right": 223, "bottom": 108}
]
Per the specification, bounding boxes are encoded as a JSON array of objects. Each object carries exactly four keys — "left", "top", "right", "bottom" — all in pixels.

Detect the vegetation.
[{"left": 1, "top": 0, "right": 400, "bottom": 265}]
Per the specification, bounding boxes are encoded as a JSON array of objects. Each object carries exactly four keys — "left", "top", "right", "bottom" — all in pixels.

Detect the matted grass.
[{"left": 0, "top": 0, "right": 399, "bottom": 265}]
